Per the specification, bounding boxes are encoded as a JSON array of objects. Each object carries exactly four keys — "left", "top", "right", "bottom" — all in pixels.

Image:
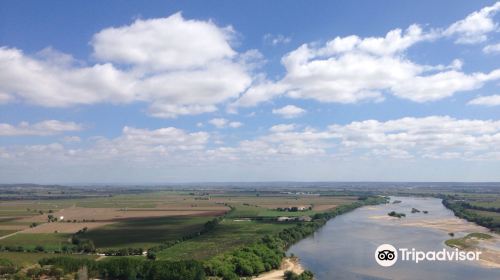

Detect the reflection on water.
[{"left": 287, "top": 197, "right": 500, "bottom": 280}]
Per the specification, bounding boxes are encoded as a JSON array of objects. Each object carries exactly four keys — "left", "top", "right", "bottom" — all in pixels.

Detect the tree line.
[{"left": 442, "top": 198, "right": 499, "bottom": 232}]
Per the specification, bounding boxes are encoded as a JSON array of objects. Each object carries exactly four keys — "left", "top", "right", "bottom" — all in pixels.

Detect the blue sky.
[{"left": 1, "top": 1, "right": 500, "bottom": 183}]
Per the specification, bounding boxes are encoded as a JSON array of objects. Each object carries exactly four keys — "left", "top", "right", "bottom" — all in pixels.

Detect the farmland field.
[
  {"left": 0, "top": 233, "right": 71, "bottom": 251},
  {"left": 0, "top": 185, "right": 361, "bottom": 268},
  {"left": 156, "top": 220, "right": 296, "bottom": 260},
  {"left": 80, "top": 215, "right": 217, "bottom": 249}
]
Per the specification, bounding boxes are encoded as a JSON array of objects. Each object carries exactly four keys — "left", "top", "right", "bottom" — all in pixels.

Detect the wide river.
[{"left": 287, "top": 196, "right": 500, "bottom": 279}]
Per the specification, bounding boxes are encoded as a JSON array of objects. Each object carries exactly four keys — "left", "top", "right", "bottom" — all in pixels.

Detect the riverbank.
[
  {"left": 253, "top": 257, "right": 304, "bottom": 280},
  {"left": 370, "top": 197, "right": 500, "bottom": 269},
  {"left": 287, "top": 196, "right": 500, "bottom": 279}
]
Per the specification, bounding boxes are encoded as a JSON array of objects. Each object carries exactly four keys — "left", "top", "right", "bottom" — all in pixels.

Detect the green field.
[
  {"left": 80, "top": 216, "right": 215, "bottom": 249},
  {"left": 0, "top": 230, "right": 16, "bottom": 237},
  {"left": 156, "top": 220, "right": 295, "bottom": 260},
  {"left": 0, "top": 233, "right": 71, "bottom": 251},
  {"left": 467, "top": 209, "right": 500, "bottom": 223},
  {"left": 0, "top": 187, "right": 360, "bottom": 270},
  {"left": 445, "top": 232, "right": 493, "bottom": 249},
  {"left": 225, "top": 204, "right": 317, "bottom": 218},
  {"left": 467, "top": 198, "right": 500, "bottom": 209},
  {"left": 0, "top": 252, "right": 97, "bottom": 266}
]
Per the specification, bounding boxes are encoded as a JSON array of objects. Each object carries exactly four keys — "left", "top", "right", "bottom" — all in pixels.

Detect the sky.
[{"left": 1, "top": 0, "right": 500, "bottom": 183}]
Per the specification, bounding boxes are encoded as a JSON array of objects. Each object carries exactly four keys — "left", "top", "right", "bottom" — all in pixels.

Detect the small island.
[
  {"left": 445, "top": 232, "right": 492, "bottom": 250},
  {"left": 411, "top": 208, "right": 420, "bottom": 213},
  {"left": 392, "top": 200, "right": 402, "bottom": 204},
  {"left": 388, "top": 211, "right": 406, "bottom": 218},
  {"left": 422, "top": 210, "right": 429, "bottom": 214}
]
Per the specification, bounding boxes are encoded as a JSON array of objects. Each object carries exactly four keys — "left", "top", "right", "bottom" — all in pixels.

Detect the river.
[{"left": 287, "top": 196, "right": 500, "bottom": 279}]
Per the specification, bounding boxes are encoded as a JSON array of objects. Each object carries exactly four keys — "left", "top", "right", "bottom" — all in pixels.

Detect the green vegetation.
[
  {"left": 442, "top": 198, "right": 500, "bottom": 232},
  {"left": 285, "top": 270, "right": 314, "bottom": 280},
  {"left": 445, "top": 237, "right": 469, "bottom": 249},
  {"left": 203, "top": 196, "right": 387, "bottom": 279},
  {"left": 38, "top": 257, "right": 205, "bottom": 280},
  {"left": 0, "top": 252, "right": 96, "bottom": 266},
  {"left": 388, "top": 211, "right": 406, "bottom": 218},
  {"left": 0, "top": 233, "right": 71, "bottom": 251},
  {"left": 81, "top": 216, "right": 214, "bottom": 249},
  {"left": 445, "top": 232, "right": 493, "bottom": 249},
  {"left": 0, "top": 258, "right": 16, "bottom": 275},
  {"left": 156, "top": 220, "right": 294, "bottom": 260},
  {"left": 466, "top": 199, "right": 500, "bottom": 212},
  {"left": 0, "top": 184, "right": 390, "bottom": 279}
]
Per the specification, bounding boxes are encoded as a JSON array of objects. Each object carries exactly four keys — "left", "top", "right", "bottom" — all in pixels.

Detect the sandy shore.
[
  {"left": 253, "top": 258, "right": 304, "bottom": 280},
  {"left": 370, "top": 214, "right": 500, "bottom": 268},
  {"left": 401, "top": 218, "right": 488, "bottom": 233}
]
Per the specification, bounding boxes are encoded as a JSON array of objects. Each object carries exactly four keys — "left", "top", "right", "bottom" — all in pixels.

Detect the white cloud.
[
  {"left": 0, "top": 47, "right": 136, "bottom": 107},
  {"left": 272, "top": 105, "right": 306, "bottom": 118},
  {"left": 235, "top": 21, "right": 500, "bottom": 106},
  {"left": 97, "top": 126, "right": 209, "bottom": 155},
  {"left": 226, "top": 127, "right": 334, "bottom": 157},
  {"left": 0, "top": 13, "right": 257, "bottom": 118},
  {"left": 230, "top": 78, "right": 288, "bottom": 108},
  {"left": 1, "top": 126, "right": 209, "bottom": 165},
  {"left": 208, "top": 118, "right": 242, "bottom": 128},
  {"left": 228, "top": 121, "right": 243, "bottom": 128},
  {"left": 483, "top": 43, "right": 500, "bottom": 54},
  {"left": 209, "top": 118, "right": 228, "bottom": 128},
  {"left": 390, "top": 69, "right": 500, "bottom": 102},
  {"left": 269, "top": 124, "right": 296, "bottom": 133},
  {"left": 92, "top": 12, "right": 235, "bottom": 71},
  {"left": 328, "top": 116, "right": 500, "bottom": 160},
  {"left": 468, "top": 94, "right": 500, "bottom": 106},
  {"left": 263, "top": 34, "right": 291, "bottom": 46},
  {"left": 444, "top": 2, "right": 500, "bottom": 44},
  {"left": 316, "top": 24, "right": 436, "bottom": 56},
  {"left": 0, "top": 92, "right": 14, "bottom": 104},
  {"left": 0, "top": 120, "right": 83, "bottom": 136},
  {"left": 3, "top": 116, "right": 500, "bottom": 183}
]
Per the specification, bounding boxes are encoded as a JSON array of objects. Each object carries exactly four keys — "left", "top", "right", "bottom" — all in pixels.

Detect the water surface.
[{"left": 287, "top": 197, "right": 500, "bottom": 279}]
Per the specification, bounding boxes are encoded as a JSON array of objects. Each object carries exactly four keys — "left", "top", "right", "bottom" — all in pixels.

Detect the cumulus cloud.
[
  {"left": 206, "top": 116, "right": 500, "bottom": 161},
  {"left": 0, "top": 120, "right": 83, "bottom": 136},
  {"left": 0, "top": 13, "right": 257, "bottom": 118},
  {"left": 269, "top": 124, "right": 296, "bottom": 133},
  {"left": 228, "top": 121, "right": 243, "bottom": 128},
  {"left": 468, "top": 94, "right": 500, "bottom": 106},
  {"left": 263, "top": 34, "right": 291, "bottom": 46},
  {"left": 444, "top": 2, "right": 500, "bottom": 44},
  {"left": 0, "top": 47, "right": 136, "bottom": 107},
  {"left": 1, "top": 126, "right": 210, "bottom": 166},
  {"left": 92, "top": 13, "right": 236, "bottom": 71},
  {"left": 92, "top": 126, "right": 209, "bottom": 157},
  {"left": 328, "top": 116, "right": 500, "bottom": 160},
  {"left": 483, "top": 42, "right": 500, "bottom": 54},
  {"left": 234, "top": 21, "right": 500, "bottom": 106},
  {"left": 211, "top": 126, "right": 334, "bottom": 158},
  {"left": 208, "top": 118, "right": 242, "bottom": 128},
  {"left": 3, "top": 117, "right": 500, "bottom": 180},
  {"left": 272, "top": 105, "right": 306, "bottom": 118},
  {"left": 209, "top": 118, "right": 228, "bottom": 128}
]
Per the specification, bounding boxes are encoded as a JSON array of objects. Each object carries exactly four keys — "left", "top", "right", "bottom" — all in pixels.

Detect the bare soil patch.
[
  {"left": 312, "top": 204, "right": 338, "bottom": 211},
  {"left": 253, "top": 258, "right": 304, "bottom": 280},
  {"left": 19, "top": 207, "right": 228, "bottom": 223}
]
